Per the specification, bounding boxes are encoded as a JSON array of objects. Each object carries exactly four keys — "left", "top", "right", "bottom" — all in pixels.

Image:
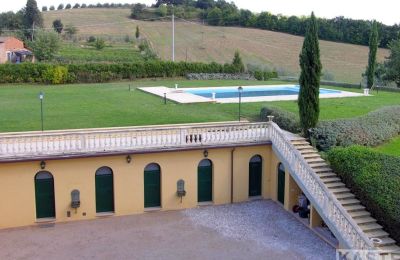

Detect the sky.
[{"left": 1, "top": 0, "right": 399, "bottom": 25}]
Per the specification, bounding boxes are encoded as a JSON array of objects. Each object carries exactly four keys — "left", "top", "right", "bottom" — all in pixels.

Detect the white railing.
[
  {"left": 0, "top": 122, "right": 270, "bottom": 159},
  {"left": 268, "top": 122, "right": 374, "bottom": 250}
]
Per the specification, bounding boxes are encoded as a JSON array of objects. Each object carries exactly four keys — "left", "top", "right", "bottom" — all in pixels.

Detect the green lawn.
[
  {"left": 375, "top": 136, "right": 400, "bottom": 157},
  {"left": 0, "top": 79, "right": 399, "bottom": 133},
  {"left": 58, "top": 43, "right": 144, "bottom": 63}
]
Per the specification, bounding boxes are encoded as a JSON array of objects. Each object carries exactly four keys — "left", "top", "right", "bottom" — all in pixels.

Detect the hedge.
[
  {"left": 327, "top": 146, "right": 400, "bottom": 243},
  {"left": 310, "top": 106, "right": 400, "bottom": 151},
  {"left": 0, "top": 62, "right": 240, "bottom": 84},
  {"left": 260, "top": 106, "right": 301, "bottom": 133}
]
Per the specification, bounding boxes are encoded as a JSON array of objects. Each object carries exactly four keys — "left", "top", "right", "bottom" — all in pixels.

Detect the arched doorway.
[
  {"left": 35, "top": 171, "right": 55, "bottom": 219},
  {"left": 249, "top": 155, "right": 262, "bottom": 197},
  {"left": 144, "top": 163, "right": 161, "bottom": 208},
  {"left": 198, "top": 159, "right": 212, "bottom": 202},
  {"left": 95, "top": 167, "right": 114, "bottom": 213},
  {"left": 277, "top": 163, "right": 286, "bottom": 204}
]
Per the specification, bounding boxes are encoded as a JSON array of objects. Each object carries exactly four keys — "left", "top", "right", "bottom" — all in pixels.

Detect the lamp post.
[
  {"left": 238, "top": 86, "right": 243, "bottom": 121},
  {"left": 39, "top": 91, "right": 44, "bottom": 131}
]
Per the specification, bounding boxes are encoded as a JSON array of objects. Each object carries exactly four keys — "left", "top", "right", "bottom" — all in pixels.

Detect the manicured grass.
[
  {"left": 375, "top": 136, "right": 400, "bottom": 157},
  {"left": 58, "top": 43, "right": 144, "bottom": 63},
  {"left": 0, "top": 79, "right": 399, "bottom": 133}
]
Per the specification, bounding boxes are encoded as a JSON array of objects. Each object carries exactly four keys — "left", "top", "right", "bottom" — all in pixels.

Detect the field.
[
  {"left": 1, "top": 79, "right": 400, "bottom": 133},
  {"left": 43, "top": 8, "right": 389, "bottom": 83},
  {"left": 58, "top": 43, "right": 144, "bottom": 63}
]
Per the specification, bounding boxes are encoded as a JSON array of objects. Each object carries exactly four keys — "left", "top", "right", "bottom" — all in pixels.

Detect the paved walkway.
[{"left": 0, "top": 201, "right": 334, "bottom": 260}]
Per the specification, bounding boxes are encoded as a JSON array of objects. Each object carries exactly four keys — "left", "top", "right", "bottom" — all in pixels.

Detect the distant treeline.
[
  {"left": 145, "top": 0, "right": 400, "bottom": 48},
  {"left": 1, "top": 0, "right": 399, "bottom": 48}
]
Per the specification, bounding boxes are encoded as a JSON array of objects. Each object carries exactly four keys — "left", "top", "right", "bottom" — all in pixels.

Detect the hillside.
[{"left": 43, "top": 8, "right": 389, "bottom": 83}]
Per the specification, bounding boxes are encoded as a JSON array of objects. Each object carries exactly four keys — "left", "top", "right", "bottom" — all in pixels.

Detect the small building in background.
[{"left": 0, "top": 36, "right": 35, "bottom": 64}]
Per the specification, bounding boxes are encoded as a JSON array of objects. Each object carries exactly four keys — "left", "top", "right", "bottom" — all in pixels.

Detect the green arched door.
[
  {"left": 35, "top": 171, "right": 56, "bottom": 219},
  {"left": 249, "top": 155, "right": 262, "bottom": 197},
  {"left": 95, "top": 167, "right": 114, "bottom": 213},
  {"left": 277, "top": 163, "right": 285, "bottom": 204},
  {"left": 144, "top": 163, "right": 161, "bottom": 208},
  {"left": 198, "top": 159, "right": 213, "bottom": 202}
]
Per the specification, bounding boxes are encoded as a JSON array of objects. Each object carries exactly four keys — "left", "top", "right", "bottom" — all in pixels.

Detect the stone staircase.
[{"left": 290, "top": 137, "right": 399, "bottom": 253}]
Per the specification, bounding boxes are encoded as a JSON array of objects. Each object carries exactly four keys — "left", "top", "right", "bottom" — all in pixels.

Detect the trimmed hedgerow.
[
  {"left": 327, "top": 146, "right": 400, "bottom": 243},
  {"left": 310, "top": 106, "right": 400, "bottom": 151},
  {"left": 260, "top": 106, "right": 301, "bottom": 133},
  {"left": 0, "top": 61, "right": 240, "bottom": 84}
]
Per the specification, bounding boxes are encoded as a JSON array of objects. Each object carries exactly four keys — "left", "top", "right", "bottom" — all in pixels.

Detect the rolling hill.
[{"left": 43, "top": 8, "right": 389, "bottom": 83}]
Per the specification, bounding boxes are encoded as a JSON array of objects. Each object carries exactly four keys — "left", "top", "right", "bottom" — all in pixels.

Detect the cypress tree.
[
  {"left": 24, "top": 0, "right": 43, "bottom": 28},
  {"left": 298, "top": 12, "right": 322, "bottom": 136},
  {"left": 136, "top": 26, "right": 140, "bottom": 39},
  {"left": 366, "top": 21, "right": 379, "bottom": 89}
]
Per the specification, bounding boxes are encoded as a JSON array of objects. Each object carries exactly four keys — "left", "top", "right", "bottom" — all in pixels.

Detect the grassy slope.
[
  {"left": 1, "top": 79, "right": 399, "bottom": 133},
  {"left": 43, "top": 8, "right": 389, "bottom": 83},
  {"left": 375, "top": 136, "right": 400, "bottom": 156}
]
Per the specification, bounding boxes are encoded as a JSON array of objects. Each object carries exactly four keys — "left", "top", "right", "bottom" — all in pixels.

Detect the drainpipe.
[{"left": 230, "top": 148, "right": 236, "bottom": 204}]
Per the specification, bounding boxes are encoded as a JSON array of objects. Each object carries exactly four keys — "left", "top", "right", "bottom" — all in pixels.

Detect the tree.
[
  {"left": 57, "top": 4, "right": 64, "bottom": 10},
  {"left": 232, "top": 50, "right": 245, "bottom": 73},
  {"left": 52, "top": 19, "right": 63, "bottom": 34},
  {"left": 365, "top": 21, "right": 379, "bottom": 89},
  {"left": 384, "top": 38, "right": 400, "bottom": 87},
  {"left": 94, "top": 38, "right": 106, "bottom": 50},
  {"left": 42, "top": 6, "right": 47, "bottom": 12},
  {"left": 135, "top": 26, "right": 140, "bottom": 39},
  {"left": 298, "top": 12, "right": 322, "bottom": 136},
  {"left": 207, "top": 7, "right": 222, "bottom": 26},
  {"left": 131, "top": 4, "right": 146, "bottom": 19},
  {"left": 73, "top": 3, "right": 80, "bottom": 9},
  {"left": 81, "top": 4, "right": 87, "bottom": 8},
  {"left": 24, "top": 0, "right": 43, "bottom": 29},
  {"left": 65, "top": 4, "right": 72, "bottom": 9},
  {"left": 49, "top": 6, "right": 55, "bottom": 11},
  {"left": 29, "top": 30, "right": 60, "bottom": 61}
]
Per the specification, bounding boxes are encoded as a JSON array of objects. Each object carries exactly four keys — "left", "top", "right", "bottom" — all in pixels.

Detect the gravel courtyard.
[{"left": 0, "top": 200, "right": 335, "bottom": 260}]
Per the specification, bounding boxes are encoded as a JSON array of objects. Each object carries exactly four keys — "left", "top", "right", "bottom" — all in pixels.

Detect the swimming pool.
[
  {"left": 139, "top": 85, "right": 364, "bottom": 104},
  {"left": 184, "top": 85, "right": 341, "bottom": 99}
]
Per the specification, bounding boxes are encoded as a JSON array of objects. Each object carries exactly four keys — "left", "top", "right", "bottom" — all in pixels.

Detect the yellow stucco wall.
[{"left": 1, "top": 145, "right": 299, "bottom": 229}]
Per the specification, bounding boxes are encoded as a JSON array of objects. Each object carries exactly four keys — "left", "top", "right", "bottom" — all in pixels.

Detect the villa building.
[
  {"left": 0, "top": 37, "right": 34, "bottom": 64},
  {"left": 0, "top": 121, "right": 398, "bottom": 254}
]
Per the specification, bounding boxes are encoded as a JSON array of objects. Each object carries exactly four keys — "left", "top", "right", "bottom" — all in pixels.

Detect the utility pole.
[
  {"left": 32, "top": 21, "right": 35, "bottom": 41},
  {"left": 172, "top": 4, "right": 175, "bottom": 62}
]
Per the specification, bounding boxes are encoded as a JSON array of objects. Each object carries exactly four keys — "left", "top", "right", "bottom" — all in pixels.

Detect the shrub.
[
  {"left": 260, "top": 106, "right": 301, "bottom": 133},
  {"left": 327, "top": 146, "right": 400, "bottom": 243},
  {"left": 42, "top": 66, "right": 68, "bottom": 84},
  {"left": 94, "top": 38, "right": 106, "bottom": 50},
  {"left": 87, "top": 36, "right": 96, "bottom": 43},
  {"left": 253, "top": 70, "right": 278, "bottom": 80},
  {"left": 310, "top": 106, "right": 400, "bottom": 151},
  {"left": 0, "top": 61, "right": 240, "bottom": 84}
]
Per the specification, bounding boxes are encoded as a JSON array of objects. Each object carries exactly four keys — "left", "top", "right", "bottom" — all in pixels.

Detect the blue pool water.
[{"left": 184, "top": 85, "right": 341, "bottom": 99}]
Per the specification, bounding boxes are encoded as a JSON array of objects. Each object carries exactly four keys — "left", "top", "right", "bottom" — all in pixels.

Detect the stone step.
[
  {"left": 340, "top": 198, "right": 361, "bottom": 206},
  {"left": 343, "top": 204, "right": 365, "bottom": 212},
  {"left": 359, "top": 222, "right": 382, "bottom": 232},
  {"left": 294, "top": 145, "right": 312, "bottom": 150},
  {"left": 306, "top": 158, "right": 325, "bottom": 163},
  {"left": 349, "top": 210, "right": 370, "bottom": 218},
  {"left": 335, "top": 193, "right": 356, "bottom": 200},
  {"left": 291, "top": 140, "right": 309, "bottom": 145},
  {"left": 314, "top": 168, "right": 333, "bottom": 174},
  {"left": 299, "top": 149, "right": 318, "bottom": 154},
  {"left": 325, "top": 182, "right": 346, "bottom": 188},
  {"left": 355, "top": 216, "right": 376, "bottom": 225},
  {"left": 309, "top": 162, "right": 329, "bottom": 168},
  {"left": 302, "top": 153, "right": 320, "bottom": 159},
  {"left": 317, "top": 172, "right": 337, "bottom": 178},
  {"left": 364, "top": 230, "right": 390, "bottom": 239},
  {"left": 377, "top": 237, "right": 397, "bottom": 247},
  {"left": 377, "top": 245, "right": 400, "bottom": 253},
  {"left": 329, "top": 187, "right": 350, "bottom": 193},
  {"left": 322, "top": 177, "right": 341, "bottom": 183}
]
